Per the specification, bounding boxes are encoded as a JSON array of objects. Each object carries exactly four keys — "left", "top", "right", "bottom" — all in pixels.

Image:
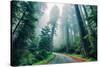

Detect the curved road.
[{"left": 49, "top": 53, "right": 76, "bottom": 64}]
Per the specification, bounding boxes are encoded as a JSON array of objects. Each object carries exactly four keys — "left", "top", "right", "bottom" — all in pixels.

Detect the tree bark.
[{"left": 75, "top": 5, "right": 89, "bottom": 57}]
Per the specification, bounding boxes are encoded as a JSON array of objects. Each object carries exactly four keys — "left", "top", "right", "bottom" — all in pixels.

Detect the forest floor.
[
  {"left": 34, "top": 54, "right": 55, "bottom": 65},
  {"left": 65, "top": 54, "right": 87, "bottom": 62},
  {"left": 65, "top": 54, "right": 96, "bottom": 62}
]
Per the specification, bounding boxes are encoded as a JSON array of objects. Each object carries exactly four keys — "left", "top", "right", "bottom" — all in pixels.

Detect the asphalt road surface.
[{"left": 49, "top": 53, "right": 76, "bottom": 64}]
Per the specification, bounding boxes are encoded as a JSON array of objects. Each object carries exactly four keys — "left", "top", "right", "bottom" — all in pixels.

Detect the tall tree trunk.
[
  {"left": 75, "top": 5, "right": 89, "bottom": 57},
  {"left": 82, "top": 5, "right": 94, "bottom": 48},
  {"left": 50, "top": 22, "right": 56, "bottom": 51},
  {"left": 49, "top": 6, "right": 60, "bottom": 51},
  {"left": 65, "top": 24, "right": 69, "bottom": 53}
]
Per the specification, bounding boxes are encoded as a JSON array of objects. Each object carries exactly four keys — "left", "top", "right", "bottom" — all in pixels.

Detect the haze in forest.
[
  {"left": 11, "top": 1, "right": 97, "bottom": 66},
  {"left": 35, "top": 3, "right": 80, "bottom": 51}
]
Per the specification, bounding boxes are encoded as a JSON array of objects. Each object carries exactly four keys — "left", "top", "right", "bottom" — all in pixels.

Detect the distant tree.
[
  {"left": 37, "top": 25, "right": 52, "bottom": 60},
  {"left": 39, "top": 26, "right": 52, "bottom": 51},
  {"left": 61, "top": 5, "right": 72, "bottom": 53}
]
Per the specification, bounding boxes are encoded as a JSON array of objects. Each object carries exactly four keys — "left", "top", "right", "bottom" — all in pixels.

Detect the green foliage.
[
  {"left": 39, "top": 26, "right": 52, "bottom": 51},
  {"left": 34, "top": 53, "right": 55, "bottom": 65},
  {"left": 72, "top": 36, "right": 81, "bottom": 54},
  {"left": 87, "top": 6, "right": 97, "bottom": 25},
  {"left": 36, "top": 25, "right": 52, "bottom": 61},
  {"left": 11, "top": 1, "right": 47, "bottom": 66},
  {"left": 35, "top": 49, "right": 48, "bottom": 60},
  {"left": 84, "top": 5, "right": 97, "bottom": 59},
  {"left": 19, "top": 50, "right": 36, "bottom": 65}
]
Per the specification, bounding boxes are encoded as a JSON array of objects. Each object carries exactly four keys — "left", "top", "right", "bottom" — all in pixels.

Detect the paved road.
[{"left": 49, "top": 53, "right": 76, "bottom": 64}]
